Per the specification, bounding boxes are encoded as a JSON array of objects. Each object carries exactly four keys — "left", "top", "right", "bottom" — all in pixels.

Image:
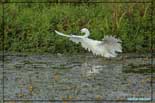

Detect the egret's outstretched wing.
[
  {"left": 99, "top": 35, "right": 122, "bottom": 57},
  {"left": 55, "top": 30, "right": 82, "bottom": 44},
  {"left": 69, "top": 36, "right": 82, "bottom": 44},
  {"left": 55, "top": 30, "right": 71, "bottom": 37}
]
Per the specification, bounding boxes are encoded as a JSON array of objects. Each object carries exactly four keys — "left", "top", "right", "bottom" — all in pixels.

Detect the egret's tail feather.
[{"left": 101, "top": 35, "right": 122, "bottom": 58}]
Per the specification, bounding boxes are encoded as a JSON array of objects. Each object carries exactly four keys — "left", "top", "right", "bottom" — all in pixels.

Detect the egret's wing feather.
[
  {"left": 99, "top": 35, "right": 122, "bottom": 57},
  {"left": 55, "top": 30, "right": 71, "bottom": 37},
  {"left": 55, "top": 30, "right": 82, "bottom": 44},
  {"left": 69, "top": 37, "right": 82, "bottom": 44},
  {"left": 69, "top": 35, "right": 84, "bottom": 44}
]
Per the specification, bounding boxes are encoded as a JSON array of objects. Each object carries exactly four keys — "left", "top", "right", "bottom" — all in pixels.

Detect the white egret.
[{"left": 55, "top": 28, "right": 122, "bottom": 58}]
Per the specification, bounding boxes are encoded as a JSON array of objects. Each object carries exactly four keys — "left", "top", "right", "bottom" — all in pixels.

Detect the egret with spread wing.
[{"left": 55, "top": 28, "right": 122, "bottom": 58}]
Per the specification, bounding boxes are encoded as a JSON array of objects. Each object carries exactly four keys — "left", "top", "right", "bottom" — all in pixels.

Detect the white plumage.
[{"left": 55, "top": 28, "right": 122, "bottom": 58}]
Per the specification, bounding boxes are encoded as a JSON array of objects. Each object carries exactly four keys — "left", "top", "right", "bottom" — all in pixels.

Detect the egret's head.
[
  {"left": 80, "top": 28, "right": 89, "bottom": 33},
  {"left": 80, "top": 28, "right": 90, "bottom": 37}
]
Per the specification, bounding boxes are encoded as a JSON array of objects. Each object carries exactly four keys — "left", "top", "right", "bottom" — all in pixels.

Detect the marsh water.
[{"left": 1, "top": 53, "right": 154, "bottom": 101}]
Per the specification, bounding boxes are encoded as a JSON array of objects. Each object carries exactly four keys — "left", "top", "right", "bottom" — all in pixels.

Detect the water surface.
[{"left": 2, "top": 53, "right": 154, "bottom": 101}]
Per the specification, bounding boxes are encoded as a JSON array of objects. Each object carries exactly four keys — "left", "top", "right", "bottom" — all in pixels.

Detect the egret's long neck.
[{"left": 83, "top": 30, "right": 90, "bottom": 38}]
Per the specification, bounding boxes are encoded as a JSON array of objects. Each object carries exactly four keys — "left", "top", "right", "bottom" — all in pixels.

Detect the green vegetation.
[
  {"left": 0, "top": 4, "right": 2, "bottom": 51},
  {"left": 6, "top": 0, "right": 152, "bottom": 2},
  {"left": 3, "top": 3, "right": 154, "bottom": 54}
]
